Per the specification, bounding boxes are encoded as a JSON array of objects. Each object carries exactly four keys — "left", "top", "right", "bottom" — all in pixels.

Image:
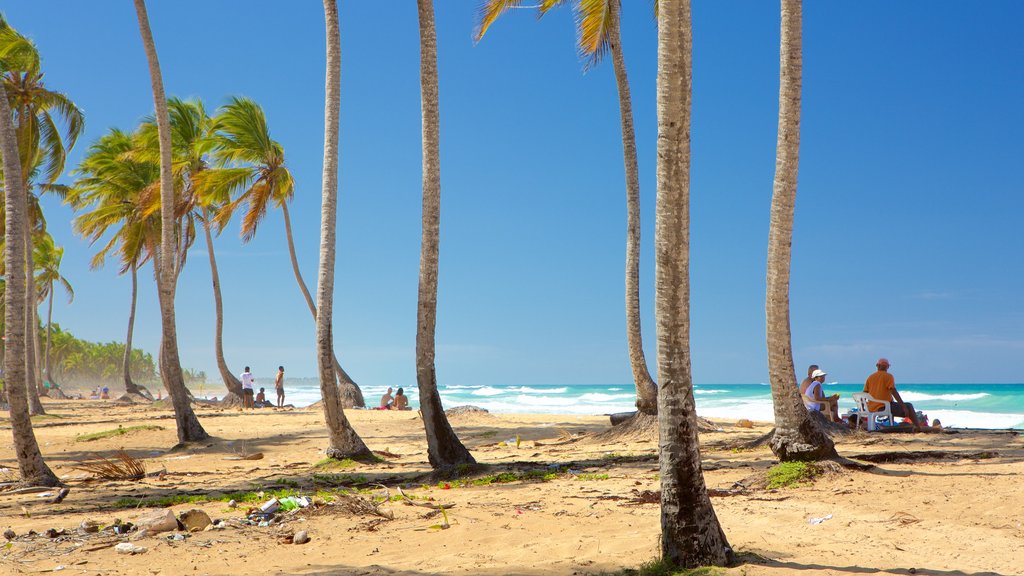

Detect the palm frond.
[{"left": 575, "top": 0, "right": 613, "bottom": 69}]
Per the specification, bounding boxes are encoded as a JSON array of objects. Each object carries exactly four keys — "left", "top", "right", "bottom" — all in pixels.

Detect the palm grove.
[{"left": 0, "top": 0, "right": 834, "bottom": 569}]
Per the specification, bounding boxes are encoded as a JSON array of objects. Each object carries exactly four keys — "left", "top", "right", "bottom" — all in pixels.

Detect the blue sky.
[{"left": 5, "top": 1, "right": 1022, "bottom": 387}]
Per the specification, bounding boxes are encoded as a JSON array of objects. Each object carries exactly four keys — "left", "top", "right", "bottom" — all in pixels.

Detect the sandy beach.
[{"left": 1, "top": 398, "right": 1022, "bottom": 576}]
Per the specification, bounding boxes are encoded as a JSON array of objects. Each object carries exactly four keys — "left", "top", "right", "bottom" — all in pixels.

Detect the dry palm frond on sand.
[{"left": 75, "top": 450, "right": 146, "bottom": 481}]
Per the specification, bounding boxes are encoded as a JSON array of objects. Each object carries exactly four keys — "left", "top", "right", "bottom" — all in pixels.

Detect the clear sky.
[{"left": 5, "top": 2, "right": 1023, "bottom": 387}]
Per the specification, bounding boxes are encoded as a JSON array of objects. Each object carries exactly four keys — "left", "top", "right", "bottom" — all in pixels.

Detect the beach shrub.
[
  {"left": 765, "top": 461, "right": 820, "bottom": 489},
  {"left": 593, "top": 558, "right": 725, "bottom": 576}
]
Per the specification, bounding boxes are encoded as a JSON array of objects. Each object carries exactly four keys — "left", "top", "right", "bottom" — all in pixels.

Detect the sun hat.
[
  {"left": 810, "top": 369, "right": 827, "bottom": 378},
  {"left": 876, "top": 357, "right": 890, "bottom": 367}
]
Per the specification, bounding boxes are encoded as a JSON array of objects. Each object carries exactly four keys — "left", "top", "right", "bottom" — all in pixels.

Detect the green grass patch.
[
  {"left": 311, "top": 473, "right": 369, "bottom": 487},
  {"left": 765, "top": 461, "right": 820, "bottom": 490},
  {"left": 593, "top": 558, "right": 725, "bottom": 576},
  {"left": 575, "top": 473, "right": 610, "bottom": 481},
  {"left": 75, "top": 424, "right": 163, "bottom": 442},
  {"left": 439, "top": 467, "right": 565, "bottom": 489}
]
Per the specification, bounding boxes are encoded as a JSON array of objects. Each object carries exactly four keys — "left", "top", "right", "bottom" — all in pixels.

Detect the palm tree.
[
  {"left": 138, "top": 97, "right": 244, "bottom": 403},
  {"left": 132, "top": 0, "right": 208, "bottom": 443},
  {"left": 475, "top": 0, "right": 657, "bottom": 415},
  {"left": 34, "top": 233, "right": 73, "bottom": 392},
  {"left": 416, "top": 0, "right": 475, "bottom": 469},
  {"left": 0, "top": 15, "right": 60, "bottom": 486},
  {"left": 68, "top": 127, "right": 159, "bottom": 398},
  {"left": 765, "top": 0, "right": 835, "bottom": 461},
  {"left": 198, "top": 96, "right": 365, "bottom": 408},
  {"left": 654, "top": 0, "right": 731, "bottom": 567},
  {"left": 313, "top": 0, "right": 371, "bottom": 459}
]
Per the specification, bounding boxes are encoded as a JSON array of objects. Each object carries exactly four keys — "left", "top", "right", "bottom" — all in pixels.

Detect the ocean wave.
[
  {"left": 923, "top": 409, "right": 1024, "bottom": 430},
  {"left": 694, "top": 389, "right": 728, "bottom": 395},
  {"left": 512, "top": 386, "right": 568, "bottom": 394},
  {"left": 578, "top": 392, "right": 636, "bottom": 402},
  {"left": 470, "top": 387, "right": 507, "bottom": 397},
  {"left": 901, "top": 392, "right": 989, "bottom": 402}
]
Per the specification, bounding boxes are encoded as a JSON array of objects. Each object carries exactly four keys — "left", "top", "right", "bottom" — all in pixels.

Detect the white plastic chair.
[{"left": 852, "top": 392, "right": 893, "bottom": 431}]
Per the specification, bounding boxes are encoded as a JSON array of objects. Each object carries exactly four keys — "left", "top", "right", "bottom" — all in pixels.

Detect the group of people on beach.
[
  {"left": 378, "top": 387, "right": 410, "bottom": 411},
  {"left": 800, "top": 357, "right": 940, "bottom": 431},
  {"left": 240, "top": 365, "right": 286, "bottom": 410}
]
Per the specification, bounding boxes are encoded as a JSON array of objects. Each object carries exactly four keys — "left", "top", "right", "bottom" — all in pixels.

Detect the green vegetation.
[
  {"left": 439, "top": 467, "right": 566, "bottom": 489},
  {"left": 575, "top": 473, "right": 610, "bottom": 481},
  {"left": 765, "top": 461, "right": 820, "bottom": 489},
  {"left": 593, "top": 558, "right": 725, "bottom": 576},
  {"left": 311, "top": 473, "right": 369, "bottom": 487},
  {"left": 314, "top": 457, "right": 357, "bottom": 470},
  {"left": 75, "top": 424, "right": 163, "bottom": 442}
]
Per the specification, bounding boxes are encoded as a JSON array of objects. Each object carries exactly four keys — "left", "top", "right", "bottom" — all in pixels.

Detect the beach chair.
[
  {"left": 852, "top": 392, "right": 893, "bottom": 431},
  {"left": 801, "top": 393, "right": 836, "bottom": 422}
]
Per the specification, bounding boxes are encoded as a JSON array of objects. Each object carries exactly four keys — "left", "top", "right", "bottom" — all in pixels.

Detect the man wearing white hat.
[{"left": 802, "top": 368, "right": 840, "bottom": 421}]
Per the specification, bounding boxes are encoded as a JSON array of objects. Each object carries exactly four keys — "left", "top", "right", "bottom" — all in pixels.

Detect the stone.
[
  {"left": 179, "top": 509, "right": 212, "bottom": 532},
  {"left": 133, "top": 509, "right": 178, "bottom": 533},
  {"left": 293, "top": 530, "right": 309, "bottom": 545},
  {"left": 115, "top": 543, "right": 146, "bottom": 555},
  {"left": 79, "top": 521, "right": 100, "bottom": 534},
  {"left": 3, "top": 529, "right": 15, "bottom": 540},
  {"left": 130, "top": 529, "right": 151, "bottom": 541}
]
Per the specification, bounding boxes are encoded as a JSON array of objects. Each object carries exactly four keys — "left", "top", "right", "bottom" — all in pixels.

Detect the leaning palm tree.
[
  {"left": 654, "top": 0, "right": 731, "bottom": 567},
  {"left": 137, "top": 97, "right": 244, "bottom": 404},
  {"left": 132, "top": 0, "right": 208, "bottom": 443},
  {"left": 416, "top": 0, "right": 475, "bottom": 469},
  {"left": 0, "top": 15, "right": 60, "bottom": 486},
  {"left": 765, "top": 0, "right": 835, "bottom": 461},
  {"left": 198, "top": 96, "right": 365, "bottom": 408},
  {"left": 476, "top": 0, "right": 657, "bottom": 416},
  {"left": 67, "top": 127, "right": 159, "bottom": 399},
  {"left": 312, "top": 0, "right": 371, "bottom": 459},
  {"left": 34, "top": 233, "right": 74, "bottom": 392}
]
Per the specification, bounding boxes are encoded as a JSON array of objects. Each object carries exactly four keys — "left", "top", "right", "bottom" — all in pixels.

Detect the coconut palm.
[
  {"left": 475, "top": 0, "right": 657, "bottom": 415},
  {"left": 67, "top": 127, "right": 159, "bottom": 398},
  {"left": 132, "top": 0, "right": 208, "bottom": 443},
  {"left": 416, "top": 0, "right": 475, "bottom": 469},
  {"left": 313, "top": 0, "right": 371, "bottom": 459},
  {"left": 34, "top": 233, "right": 73, "bottom": 392},
  {"left": 654, "top": 0, "right": 731, "bottom": 567},
  {"left": 197, "top": 96, "right": 365, "bottom": 408},
  {"left": 765, "top": 0, "right": 836, "bottom": 461},
  {"left": 0, "top": 15, "right": 60, "bottom": 486},
  {"left": 136, "top": 97, "right": 244, "bottom": 403}
]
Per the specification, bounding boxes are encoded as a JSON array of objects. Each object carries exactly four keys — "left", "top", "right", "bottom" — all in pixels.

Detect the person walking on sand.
[
  {"left": 864, "top": 358, "right": 921, "bottom": 431},
  {"left": 241, "top": 366, "right": 255, "bottom": 410},
  {"left": 275, "top": 366, "right": 286, "bottom": 408}
]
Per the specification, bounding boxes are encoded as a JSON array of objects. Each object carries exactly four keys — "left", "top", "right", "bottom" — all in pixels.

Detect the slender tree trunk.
[
  {"left": 44, "top": 285, "right": 54, "bottom": 386},
  {"left": 655, "top": 0, "right": 731, "bottom": 567},
  {"left": 0, "top": 80, "right": 60, "bottom": 487},
  {"left": 281, "top": 202, "right": 364, "bottom": 407},
  {"left": 314, "top": 0, "right": 371, "bottom": 459},
  {"left": 608, "top": 0, "right": 657, "bottom": 415},
  {"left": 766, "top": 0, "right": 835, "bottom": 462},
  {"left": 203, "top": 216, "right": 243, "bottom": 399},
  {"left": 123, "top": 262, "right": 142, "bottom": 395},
  {"left": 134, "top": 0, "right": 208, "bottom": 443},
  {"left": 23, "top": 220, "right": 44, "bottom": 415},
  {"left": 33, "top": 308, "right": 45, "bottom": 393},
  {"left": 416, "top": 0, "right": 475, "bottom": 469}
]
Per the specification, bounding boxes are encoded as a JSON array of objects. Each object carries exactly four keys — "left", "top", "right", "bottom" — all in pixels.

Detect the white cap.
[{"left": 811, "top": 369, "right": 827, "bottom": 378}]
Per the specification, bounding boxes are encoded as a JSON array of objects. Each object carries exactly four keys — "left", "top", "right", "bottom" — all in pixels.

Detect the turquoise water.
[{"left": 224, "top": 380, "right": 1024, "bottom": 430}]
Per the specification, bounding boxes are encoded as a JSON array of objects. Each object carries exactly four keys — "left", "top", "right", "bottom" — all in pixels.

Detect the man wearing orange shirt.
[{"left": 864, "top": 358, "right": 921, "bottom": 430}]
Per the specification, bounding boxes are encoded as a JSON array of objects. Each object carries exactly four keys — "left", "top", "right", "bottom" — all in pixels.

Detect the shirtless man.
[
  {"left": 275, "top": 366, "right": 285, "bottom": 408},
  {"left": 380, "top": 387, "right": 394, "bottom": 409}
]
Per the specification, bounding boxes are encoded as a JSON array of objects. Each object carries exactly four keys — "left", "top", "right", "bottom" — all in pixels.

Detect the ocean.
[{"left": 200, "top": 379, "right": 1024, "bottom": 430}]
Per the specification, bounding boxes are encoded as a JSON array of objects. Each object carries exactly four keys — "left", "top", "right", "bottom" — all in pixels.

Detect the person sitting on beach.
[
  {"left": 800, "top": 364, "right": 819, "bottom": 396},
  {"left": 932, "top": 418, "right": 943, "bottom": 430},
  {"left": 801, "top": 369, "right": 840, "bottom": 421},
  {"left": 391, "top": 388, "right": 409, "bottom": 411},
  {"left": 380, "top": 387, "right": 394, "bottom": 410},
  {"left": 100, "top": 386, "right": 110, "bottom": 400},
  {"left": 864, "top": 358, "right": 921, "bottom": 431},
  {"left": 256, "top": 388, "right": 267, "bottom": 404}
]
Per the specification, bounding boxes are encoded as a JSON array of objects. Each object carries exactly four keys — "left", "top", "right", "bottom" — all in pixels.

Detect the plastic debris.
[{"left": 808, "top": 514, "right": 833, "bottom": 525}]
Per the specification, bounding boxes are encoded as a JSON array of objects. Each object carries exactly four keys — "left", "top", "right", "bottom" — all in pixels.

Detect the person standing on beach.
[
  {"left": 275, "top": 366, "right": 285, "bottom": 408},
  {"left": 241, "top": 366, "right": 255, "bottom": 409},
  {"left": 864, "top": 358, "right": 921, "bottom": 430}
]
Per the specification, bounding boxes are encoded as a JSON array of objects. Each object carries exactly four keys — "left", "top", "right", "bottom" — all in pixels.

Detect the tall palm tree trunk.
[
  {"left": 415, "top": 0, "right": 475, "bottom": 469},
  {"left": 281, "top": 202, "right": 365, "bottom": 408},
  {"left": 314, "top": 0, "right": 371, "bottom": 459},
  {"left": 766, "top": 0, "right": 835, "bottom": 461},
  {"left": 202, "top": 217, "right": 243, "bottom": 400},
  {"left": 0, "top": 79, "right": 60, "bottom": 487},
  {"left": 655, "top": 0, "right": 731, "bottom": 567},
  {"left": 122, "top": 262, "right": 143, "bottom": 395},
  {"left": 44, "top": 285, "right": 54, "bottom": 386},
  {"left": 23, "top": 220, "right": 45, "bottom": 415},
  {"left": 133, "top": 0, "right": 208, "bottom": 443},
  {"left": 608, "top": 0, "right": 657, "bottom": 415}
]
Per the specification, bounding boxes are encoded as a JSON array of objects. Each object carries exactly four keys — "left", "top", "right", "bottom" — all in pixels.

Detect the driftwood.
[
  {"left": 396, "top": 486, "right": 455, "bottom": 510},
  {"left": 223, "top": 452, "right": 264, "bottom": 461}
]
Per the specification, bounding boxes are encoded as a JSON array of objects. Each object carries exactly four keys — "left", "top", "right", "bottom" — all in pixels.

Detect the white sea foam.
[
  {"left": 694, "top": 389, "right": 728, "bottom": 395},
  {"left": 578, "top": 392, "right": 636, "bottom": 402},
  {"left": 924, "top": 409, "right": 1024, "bottom": 430},
  {"left": 512, "top": 386, "right": 568, "bottom": 394},
  {"left": 471, "top": 386, "right": 507, "bottom": 397},
  {"left": 901, "top": 392, "right": 989, "bottom": 402}
]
